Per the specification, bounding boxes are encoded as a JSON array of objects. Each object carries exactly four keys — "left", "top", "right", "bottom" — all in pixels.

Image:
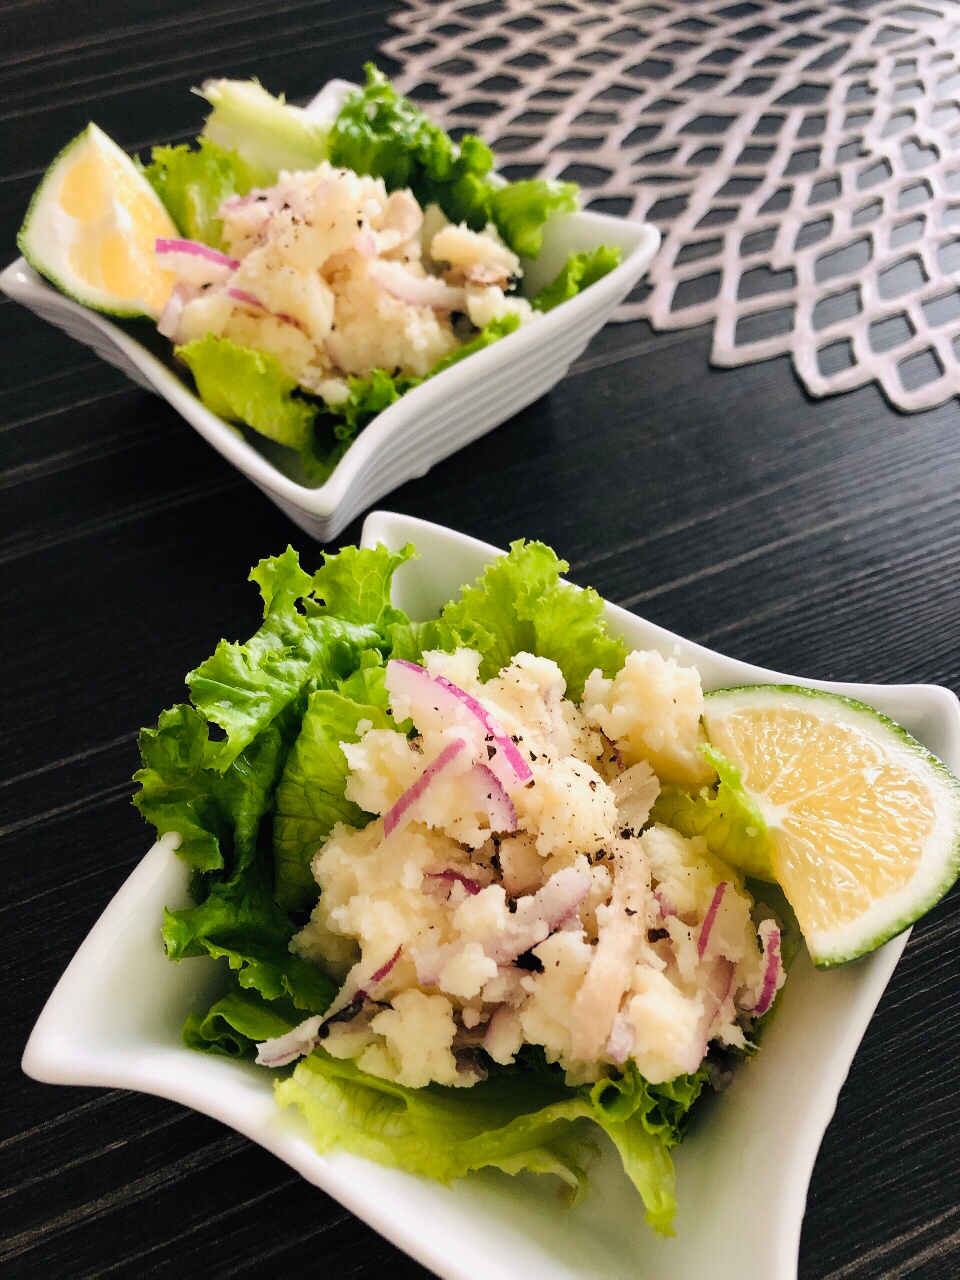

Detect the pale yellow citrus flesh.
[
  {"left": 45, "top": 129, "right": 176, "bottom": 315},
  {"left": 706, "top": 705, "right": 935, "bottom": 937}
]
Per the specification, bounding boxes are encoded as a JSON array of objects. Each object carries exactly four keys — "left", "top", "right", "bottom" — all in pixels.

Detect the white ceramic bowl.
[
  {"left": 0, "top": 80, "right": 660, "bottom": 540},
  {"left": 23, "top": 510, "right": 960, "bottom": 1280}
]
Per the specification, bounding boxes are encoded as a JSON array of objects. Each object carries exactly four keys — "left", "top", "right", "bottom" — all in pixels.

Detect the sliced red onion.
[
  {"left": 316, "top": 946, "right": 404, "bottom": 1024},
  {"left": 606, "top": 1013, "right": 634, "bottom": 1066},
  {"left": 487, "top": 865, "right": 593, "bottom": 965},
  {"left": 680, "top": 956, "right": 737, "bottom": 1075},
  {"left": 368, "top": 259, "right": 466, "bottom": 312},
  {"left": 654, "top": 889, "right": 676, "bottom": 919},
  {"left": 368, "top": 945, "right": 402, "bottom": 988},
  {"left": 383, "top": 736, "right": 468, "bottom": 838},
  {"left": 697, "top": 881, "right": 729, "bottom": 959},
  {"left": 386, "top": 660, "right": 532, "bottom": 789},
  {"left": 227, "top": 286, "right": 265, "bottom": 309},
  {"left": 155, "top": 238, "right": 239, "bottom": 286},
  {"left": 156, "top": 282, "right": 196, "bottom": 340},
  {"left": 226, "top": 286, "right": 301, "bottom": 329},
  {"left": 354, "top": 226, "right": 406, "bottom": 259},
  {"left": 379, "top": 189, "right": 422, "bottom": 242},
  {"left": 434, "top": 673, "right": 533, "bottom": 787},
  {"left": 255, "top": 1014, "right": 322, "bottom": 1068},
  {"left": 424, "top": 869, "right": 483, "bottom": 898},
  {"left": 465, "top": 761, "right": 518, "bottom": 833},
  {"left": 745, "top": 921, "right": 783, "bottom": 1018},
  {"left": 353, "top": 228, "right": 379, "bottom": 260},
  {"left": 415, "top": 941, "right": 461, "bottom": 987}
]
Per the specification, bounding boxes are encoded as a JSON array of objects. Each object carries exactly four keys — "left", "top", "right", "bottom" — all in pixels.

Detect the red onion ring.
[
  {"left": 745, "top": 922, "right": 783, "bottom": 1017},
  {"left": 424, "top": 869, "right": 483, "bottom": 897},
  {"left": 155, "top": 238, "right": 239, "bottom": 270},
  {"left": 697, "top": 881, "right": 729, "bottom": 958},
  {"left": 606, "top": 1013, "right": 634, "bottom": 1065},
  {"left": 383, "top": 737, "right": 468, "bottom": 837},
  {"left": 386, "top": 660, "right": 532, "bottom": 789},
  {"left": 226, "top": 286, "right": 302, "bottom": 329},
  {"left": 367, "top": 259, "right": 466, "bottom": 312},
  {"left": 367, "top": 946, "right": 402, "bottom": 989}
]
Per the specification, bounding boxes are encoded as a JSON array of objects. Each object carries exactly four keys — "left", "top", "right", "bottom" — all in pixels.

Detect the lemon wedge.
[
  {"left": 17, "top": 123, "right": 178, "bottom": 318},
  {"left": 703, "top": 685, "right": 960, "bottom": 967}
]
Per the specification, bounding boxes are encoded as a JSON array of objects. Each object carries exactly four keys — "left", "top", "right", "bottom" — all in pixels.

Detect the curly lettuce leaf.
[
  {"left": 277, "top": 1051, "right": 705, "bottom": 1232},
  {"left": 309, "top": 542, "right": 416, "bottom": 629},
  {"left": 277, "top": 1049, "right": 596, "bottom": 1196},
  {"left": 434, "top": 539, "right": 626, "bottom": 700},
  {"left": 135, "top": 543, "right": 416, "bottom": 909},
  {"left": 329, "top": 66, "right": 577, "bottom": 257},
  {"left": 533, "top": 245, "right": 623, "bottom": 313},
  {"left": 176, "top": 335, "right": 319, "bottom": 455},
  {"left": 272, "top": 675, "right": 398, "bottom": 912},
  {"left": 329, "top": 64, "right": 495, "bottom": 232},
  {"left": 177, "top": 317, "right": 519, "bottom": 482},
  {"left": 133, "top": 703, "right": 280, "bottom": 875},
  {"left": 429, "top": 313, "right": 521, "bottom": 374},
  {"left": 652, "top": 743, "right": 776, "bottom": 881},
  {"left": 162, "top": 846, "right": 335, "bottom": 1010},
  {"left": 136, "top": 699, "right": 332, "bottom": 1009},
  {"left": 183, "top": 981, "right": 300, "bottom": 1057},
  {"left": 488, "top": 179, "right": 579, "bottom": 260},
  {"left": 144, "top": 138, "right": 257, "bottom": 250},
  {"left": 184, "top": 548, "right": 384, "bottom": 774},
  {"left": 200, "top": 78, "right": 328, "bottom": 183}
]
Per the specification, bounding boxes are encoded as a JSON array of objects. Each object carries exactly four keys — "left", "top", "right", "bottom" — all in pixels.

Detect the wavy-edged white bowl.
[
  {"left": 23, "top": 510, "right": 960, "bottom": 1279},
  {"left": 0, "top": 79, "right": 659, "bottom": 540}
]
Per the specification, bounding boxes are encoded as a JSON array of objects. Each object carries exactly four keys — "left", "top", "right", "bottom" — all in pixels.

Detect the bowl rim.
[
  {"left": 0, "top": 214, "right": 659, "bottom": 519},
  {"left": 21, "top": 509, "right": 960, "bottom": 1280}
]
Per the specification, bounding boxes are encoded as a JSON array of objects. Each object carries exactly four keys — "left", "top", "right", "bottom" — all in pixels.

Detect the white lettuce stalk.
[{"left": 199, "top": 78, "right": 329, "bottom": 183}]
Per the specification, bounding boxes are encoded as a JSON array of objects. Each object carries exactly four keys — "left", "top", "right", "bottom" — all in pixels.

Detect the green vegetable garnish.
[
  {"left": 533, "top": 245, "right": 623, "bottom": 313},
  {"left": 144, "top": 138, "right": 258, "bottom": 250},
  {"left": 136, "top": 540, "right": 711, "bottom": 1231}
]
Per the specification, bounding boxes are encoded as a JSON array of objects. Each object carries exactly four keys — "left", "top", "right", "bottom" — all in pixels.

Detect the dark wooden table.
[{"left": 3, "top": 2, "right": 960, "bottom": 1276}]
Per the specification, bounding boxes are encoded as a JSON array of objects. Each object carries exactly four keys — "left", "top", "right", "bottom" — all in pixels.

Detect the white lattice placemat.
[{"left": 383, "top": 0, "right": 960, "bottom": 411}]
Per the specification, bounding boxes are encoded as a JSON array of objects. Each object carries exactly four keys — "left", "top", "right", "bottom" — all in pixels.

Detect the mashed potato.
[
  {"left": 173, "top": 164, "right": 535, "bottom": 405},
  {"left": 269, "top": 647, "right": 785, "bottom": 1090}
]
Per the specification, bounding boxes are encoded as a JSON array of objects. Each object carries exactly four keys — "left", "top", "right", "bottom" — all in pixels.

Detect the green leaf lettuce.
[
  {"left": 533, "top": 246, "right": 623, "bottom": 313},
  {"left": 276, "top": 1051, "right": 706, "bottom": 1232},
  {"left": 651, "top": 744, "right": 776, "bottom": 881},
  {"left": 144, "top": 138, "right": 258, "bottom": 250},
  {"left": 176, "top": 335, "right": 319, "bottom": 456},
  {"left": 433, "top": 539, "right": 627, "bottom": 700}
]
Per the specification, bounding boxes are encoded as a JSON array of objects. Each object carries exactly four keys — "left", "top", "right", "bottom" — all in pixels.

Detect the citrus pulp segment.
[
  {"left": 702, "top": 685, "right": 960, "bottom": 967},
  {"left": 17, "top": 124, "right": 178, "bottom": 318}
]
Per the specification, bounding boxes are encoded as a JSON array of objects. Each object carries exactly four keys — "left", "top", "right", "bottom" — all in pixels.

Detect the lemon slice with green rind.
[
  {"left": 702, "top": 685, "right": 960, "bottom": 967},
  {"left": 17, "top": 123, "right": 178, "bottom": 319}
]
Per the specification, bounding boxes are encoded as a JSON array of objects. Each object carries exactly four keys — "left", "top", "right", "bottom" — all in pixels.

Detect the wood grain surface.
[{"left": 2, "top": 2, "right": 959, "bottom": 1277}]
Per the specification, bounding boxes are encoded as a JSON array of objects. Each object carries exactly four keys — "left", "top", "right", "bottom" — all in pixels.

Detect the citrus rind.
[
  {"left": 17, "top": 124, "right": 177, "bottom": 319},
  {"left": 703, "top": 684, "right": 960, "bottom": 968}
]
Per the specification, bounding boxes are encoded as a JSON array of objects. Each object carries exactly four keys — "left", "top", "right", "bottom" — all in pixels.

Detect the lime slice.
[
  {"left": 17, "top": 123, "right": 178, "bottom": 318},
  {"left": 702, "top": 685, "right": 960, "bottom": 967}
]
